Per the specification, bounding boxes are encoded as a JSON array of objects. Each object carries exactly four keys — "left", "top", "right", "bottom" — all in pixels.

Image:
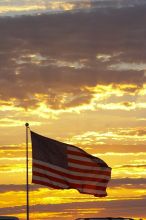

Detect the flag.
[{"left": 31, "top": 131, "right": 111, "bottom": 197}]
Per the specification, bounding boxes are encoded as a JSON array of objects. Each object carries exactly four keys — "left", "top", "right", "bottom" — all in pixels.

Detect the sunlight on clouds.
[
  {"left": 0, "top": 187, "right": 145, "bottom": 219},
  {"left": 28, "top": 96, "right": 93, "bottom": 119},
  {"left": 85, "top": 83, "right": 146, "bottom": 111},
  {"left": 26, "top": 98, "right": 146, "bottom": 115},
  {"left": 119, "top": 83, "right": 139, "bottom": 91},
  {"left": 113, "top": 167, "right": 146, "bottom": 179},
  {"left": 133, "top": 159, "right": 146, "bottom": 164},
  {"left": 29, "top": 102, "right": 59, "bottom": 119},
  {"left": 85, "top": 83, "right": 141, "bottom": 97},
  {"left": 96, "top": 102, "right": 135, "bottom": 110},
  {"left": 66, "top": 129, "right": 146, "bottom": 146},
  {"left": 31, "top": 188, "right": 92, "bottom": 205},
  {"left": 29, "top": 212, "right": 68, "bottom": 220},
  {"left": 0, "top": 2, "right": 146, "bottom": 219},
  {"left": 108, "top": 62, "right": 146, "bottom": 71},
  {"left": 18, "top": 53, "right": 47, "bottom": 65},
  {"left": 49, "top": 2, "right": 75, "bottom": 11},
  {"left": 31, "top": 188, "right": 62, "bottom": 205},
  {"left": 96, "top": 52, "right": 123, "bottom": 62},
  {"left": 94, "top": 152, "right": 146, "bottom": 178},
  {"left": 0, "top": 191, "right": 25, "bottom": 208},
  {"left": 14, "top": 53, "right": 86, "bottom": 69},
  {"left": 0, "top": 99, "right": 23, "bottom": 112},
  {"left": 66, "top": 131, "right": 107, "bottom": 146},
  {"left": 0, "top": 189, "right": 145, "bottom": 220},
  {"left": 109, "top": 187, "right": 146, "bottom": 199},
  {"left": 26, "top": 83, "right": 140, "bottom": 118},
  {"left": 0, "top": 118, "right": 41, "bottom": 127},
  {"left": 0, "top": 163, "right": 25, "bottom": 173},
  {"left": 47, "top": 1, "right": 91, "bottom": 12},
  {"left": 1, "top": 83, "right": 146, "bottom": 124},
  {"left": 0, "top": 167, "right": 31, "bottom": 184},
  {"left": 31, "top": 188, "right": 99, "bottom": 206},
  {"left": 84, "top": 84, "right": 136, "bottom": 111},
  {"left": 4, "top": 148, "right": 146, "bottom": 186},
  {"left": 0, "top": 0, "right": 91, "bottom": 16},
  {"left": 137, "top": 118, "right": 146, "bottom": 121},
  {"left": 0, "top": 171, "right": 26, "bottom": 184},
  {"left": 85, "top": 84, "right": 124, "bottom": 97},
  {"left": 96, "top": 53, "right": 112, "bottom": 62},
  {"left": 95, "top": 102, "right": 146, "bottom": 111},
  {"left": 54, "top": 60, "right": 85, "bottom": 69},
  {"left": 29, "top": 83, "right": 146, "bottom": 115},
  {"left": 0, "top": 5, "right": 46, "bottom": 15},
  {"left": 138, "top": 84, "right": 146, "bottom": 96}
]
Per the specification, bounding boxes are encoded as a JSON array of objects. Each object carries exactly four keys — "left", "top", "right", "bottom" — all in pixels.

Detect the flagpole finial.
[{"left": 25, "top": 123, "right": 29, "bottom": 127}]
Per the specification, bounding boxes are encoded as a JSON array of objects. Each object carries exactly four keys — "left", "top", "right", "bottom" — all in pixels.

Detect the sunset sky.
[{"left": 0, "top": 0, "right": 146, "bottom": 219}]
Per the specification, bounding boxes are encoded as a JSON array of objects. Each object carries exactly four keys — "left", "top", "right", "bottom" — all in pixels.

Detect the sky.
[{"left": 0, "top": 0, "right": 146, "bottom": 219}]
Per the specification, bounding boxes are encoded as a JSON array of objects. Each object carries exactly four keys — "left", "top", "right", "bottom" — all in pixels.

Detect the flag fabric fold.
[{"left": 31, "top": 131, "right": 111, "bottom": 197}]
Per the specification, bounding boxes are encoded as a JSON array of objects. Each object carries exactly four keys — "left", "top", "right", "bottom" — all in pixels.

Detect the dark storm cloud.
[{"left": 0, "top": 4, "right": 146, "bottom": 108}]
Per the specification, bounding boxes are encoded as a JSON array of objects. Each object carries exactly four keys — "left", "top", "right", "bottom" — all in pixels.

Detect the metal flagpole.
[{"left": 25, "top": 123, "right": 30, "bottom": 220}]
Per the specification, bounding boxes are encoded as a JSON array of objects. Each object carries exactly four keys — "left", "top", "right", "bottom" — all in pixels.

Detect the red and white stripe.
[{"left": 32, "top": 146, "right": 111, "bottom": 197}]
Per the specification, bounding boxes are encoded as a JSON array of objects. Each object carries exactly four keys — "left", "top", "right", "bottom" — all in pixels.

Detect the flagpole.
[{"left": 25, "top": 123, "right": 30, "bottom": 220}]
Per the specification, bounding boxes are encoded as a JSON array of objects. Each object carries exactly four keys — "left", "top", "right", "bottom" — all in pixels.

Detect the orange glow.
[{"left": 0, "top": 2, "right": 146, "bottom": 219}]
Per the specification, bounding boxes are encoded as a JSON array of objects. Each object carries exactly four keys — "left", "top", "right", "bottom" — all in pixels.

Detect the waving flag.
[{"left": 31, "top": 131, "right": 111, "bottom": 197}]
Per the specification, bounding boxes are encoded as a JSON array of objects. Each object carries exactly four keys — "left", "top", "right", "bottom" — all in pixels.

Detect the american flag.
[{"left": 31, "top": 131, "right": 111, "bottom": 197}]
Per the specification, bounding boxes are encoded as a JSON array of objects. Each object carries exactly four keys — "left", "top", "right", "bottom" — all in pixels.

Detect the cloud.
[
  {"left": 109, "top": 178, "right": 146, "bottom": 187},
  {"left": 0, "top": 181, "right": 145, "bottom": 218},
  {"left": 0, "top": 0, "right": 92, "bottom": 17},
  {"left": 0, "top": 4, "right": 146, "bottom": 111},
  {"left": 65, "top": 128, "right": 146, "bottom": 147},
  {"left": 0, "top": 198, "right": 146, "bottom": 219},
  {"left": 1, "top": 0, "right": 146, "bottom": 17},
  {"left": 1, "top": 177, "right": 146, "bottom": 193},
  {"left": 116, "top": 164, "right": 146, "bottom": 169},
  {"left": 0, "top": 184, "right": 42, "bottom": 193}
]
